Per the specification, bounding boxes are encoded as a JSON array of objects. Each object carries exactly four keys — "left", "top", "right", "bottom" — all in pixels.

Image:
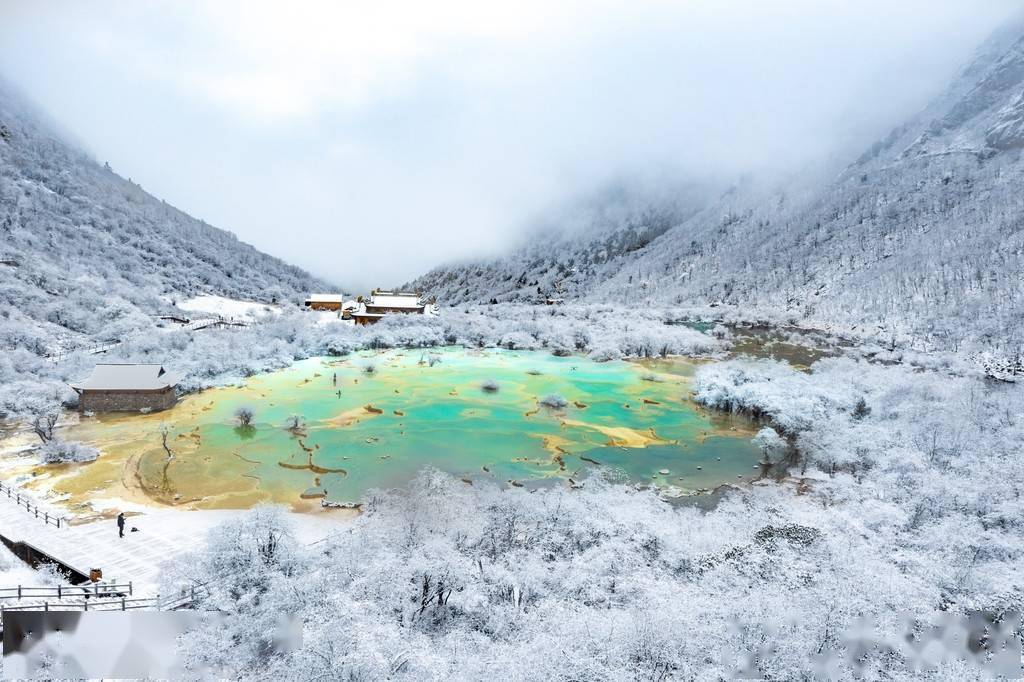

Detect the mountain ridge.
[
  {"left": 0, "top": 80, "right": 330, "bottom": 354},
  {"left": 412, "top": 17, "right": 1024, "bottom": 354}
]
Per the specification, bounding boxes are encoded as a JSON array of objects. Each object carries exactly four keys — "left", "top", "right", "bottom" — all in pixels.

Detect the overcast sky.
[{"left": 1, "top": 1, "right": 1019, "bottom": 289}]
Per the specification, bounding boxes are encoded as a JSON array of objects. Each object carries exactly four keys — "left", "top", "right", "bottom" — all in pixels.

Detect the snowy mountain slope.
[
  {"left": 415, "top": 18, "right": 1024, "bottom": 353},
  {"left": 409, "top": 178, "right": 722, "bottom": 304},
  {"left": 599, "top": 18, "right": 1024, "bottom": 351},
  {"left": 0, "top": 81, "right": 329, "bottom": 354}
]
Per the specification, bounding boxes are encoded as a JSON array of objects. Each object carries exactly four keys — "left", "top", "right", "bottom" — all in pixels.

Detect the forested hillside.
[
  {"left": 411, "top": 179, "right": 720, "bottom": 304},
  {"left": 0, "top": 81, "right": 328, "bottom": 355},
  {"left": 414, "top": 19, "right": 1024, "bottom": 355}
]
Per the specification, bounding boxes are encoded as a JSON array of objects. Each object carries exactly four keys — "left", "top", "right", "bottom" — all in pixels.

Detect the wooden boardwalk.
[
  {"left": 0, "top": 487, "right": 343, "bottom": 597},
  {"left": 44, "top": 316, "right": 249, "bottom": 362}
]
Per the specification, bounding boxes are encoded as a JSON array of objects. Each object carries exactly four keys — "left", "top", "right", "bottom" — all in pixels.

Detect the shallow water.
[{"left": 45, "top": 348, "right": 761, "bottom": 511}]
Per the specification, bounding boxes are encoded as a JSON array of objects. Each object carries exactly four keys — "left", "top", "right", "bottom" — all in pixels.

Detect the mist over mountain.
[
  {"left": 410, "top": 176, "right": 726, "bottom": 303},
  {"left": 412, "top": 17, "right": 1024, "bottom": 355},
  {"left": 0, "top": 81, "right": 328, "bottom": 354}
]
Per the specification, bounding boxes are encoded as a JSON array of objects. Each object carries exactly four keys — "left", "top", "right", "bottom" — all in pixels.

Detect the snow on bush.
[
  {"left": 691, "top": 358, "right": 862, "bottom": 434},
  {"left": 538, "top": 393, "right": 568, "bottom": 409},
  {"left": 587, "top": 342, "right": 622, "bottom": 362},
  {"left": 498, "top": 330, "right": 536, "bottom": 351},
  {"left": 751, "top": 426, "right": 786, "bottom": 462},
  {"left": 39, "top": 440, "right": 99, "bottom": 464}
]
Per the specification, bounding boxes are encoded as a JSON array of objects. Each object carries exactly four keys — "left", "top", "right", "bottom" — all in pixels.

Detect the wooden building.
[
  {"left": 352, "top": 291, "right": 426, "bottom": 325},
  {"left": 304, "top": 294, "right": 344, "bottom": 311},
  {"left": 70, "top": 364, "right": 181, "bottom": 413}
]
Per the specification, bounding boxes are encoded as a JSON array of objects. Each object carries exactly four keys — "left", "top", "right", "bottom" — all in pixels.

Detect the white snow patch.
[{"left": 177, "top": 295, "right": 279, "bottom": 322}]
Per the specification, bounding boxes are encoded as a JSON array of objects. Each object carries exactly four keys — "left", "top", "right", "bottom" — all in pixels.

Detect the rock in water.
[{"left": 300, "top": 487, "right": 327, "bottom": 499}]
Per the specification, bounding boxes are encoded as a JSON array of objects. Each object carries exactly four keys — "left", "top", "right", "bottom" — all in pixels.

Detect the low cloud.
[{"left": 1, "top": 0, "right": 1019, "bottom": 288}]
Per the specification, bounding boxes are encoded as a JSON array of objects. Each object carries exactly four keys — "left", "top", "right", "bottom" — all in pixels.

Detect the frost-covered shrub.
[
  {"left": 588, "top": 344, "right": 623, "bottom": 362},
  {"left": 499, "top": 331, "right": 537, "bottom": 350},
  {"left": 751, "top": 426, "right": 786, "bottom": 462},
  {"left": 539, "top": 393, "right": 568, "bottom": 409},
  {"left": 39, "top": 440, "right": 99, "bottom": 464},
  {"left": 691, "top": 358, "right": 840, "bottom": 433},
  {"left": 160, "top": 506, "right": 306, "bottom": 674},
  {"left": 234, "top": 406, "right": 255, "bottom": 427},
  {"left": 852, "top": 397, "right": 871, "bottom": 420}
]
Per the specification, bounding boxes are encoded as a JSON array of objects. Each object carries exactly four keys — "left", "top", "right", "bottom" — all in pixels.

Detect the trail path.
[{"left": 0, "top": 488, "right": 343, "bottom": 596}]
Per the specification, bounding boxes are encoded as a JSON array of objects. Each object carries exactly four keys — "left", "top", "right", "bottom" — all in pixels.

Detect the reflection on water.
[{"left": 37, "top": 348, "right": 762, "bottom": 512}]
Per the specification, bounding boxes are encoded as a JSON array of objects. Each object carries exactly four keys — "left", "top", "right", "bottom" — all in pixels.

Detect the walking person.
[
  {"left": 116, "top": 512, "right": 125, "bottom": 539},
  {"left": 333, "top": 372, "right": 337, "bottom": 386}
]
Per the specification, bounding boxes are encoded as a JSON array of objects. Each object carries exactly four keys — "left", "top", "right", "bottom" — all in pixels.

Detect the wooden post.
[
  {"left": 44, "top": 602, "right": 48, "bottom": 612},
  {"left": 121, "top": 598, "right": 126, "bottom": 611},
  {"left": 128, "top": 581, "right": 133, "bottom": 596},
  {"left": 17, "top": 585, "right": 21, "bottom": 599},
  {"left": 58, "top": 584, "right": 62, "bottom": 599},
  {"left": 84, "top": 600, "right": 88, "bottom": 612}
]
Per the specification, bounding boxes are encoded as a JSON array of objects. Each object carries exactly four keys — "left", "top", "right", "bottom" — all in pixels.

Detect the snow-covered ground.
[
  {"left": 0, "top": 541, "right": 63, "bottom": 587},
  {"left": 309, "top": 309, "right": 352, "bottom": 327},
  {"left": 175, "top": 295, "right": 281, "bottom": 322},
  {"left": 0, "top": 484, "right": 350, "bottom": 597}
]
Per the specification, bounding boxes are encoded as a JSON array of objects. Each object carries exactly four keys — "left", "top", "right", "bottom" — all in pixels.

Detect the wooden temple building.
[{"left": 351, "top": 291, "right": 426, "bottom": 325}]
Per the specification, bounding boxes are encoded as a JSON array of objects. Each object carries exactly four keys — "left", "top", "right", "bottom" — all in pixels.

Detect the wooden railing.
[
  {"left": 0, "top": 481, "right": 68, "bottom": 528},
  {"left": 44, "top": 340, "right": 123, "bottom": 363},
  {"left": 0, "top": 585, "right": 205, "bottom": 614},
  {"left": 0, "top": 581, "right": 133, "bottom": 601},
  {"left": 44, "top": 316, "right": 249, "bottom": 362},
  {"left": 182, "top": 316, "right": 248, "bottom": 331}
]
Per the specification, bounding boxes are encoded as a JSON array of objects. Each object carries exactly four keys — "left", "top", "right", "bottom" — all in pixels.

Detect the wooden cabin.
[
  {"left": 304, "top": 294, "right": 344, "bottom": 311},
  {"left": 70, "top": 364, "right": 181, "bottom": 412}
]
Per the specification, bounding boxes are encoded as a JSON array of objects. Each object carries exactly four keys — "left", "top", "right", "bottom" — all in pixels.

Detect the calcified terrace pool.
[{"left": 44, "top": 348, "right": 762, "bottom": 512}]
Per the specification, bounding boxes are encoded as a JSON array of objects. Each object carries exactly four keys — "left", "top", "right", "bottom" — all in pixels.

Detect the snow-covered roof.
[
  {"left": 305, "top": 293, "right": 344, "bottom": 303},
  {"left": 368, "top": 293, "right": 423, "bottom": 309},
  {"left": 70, "top": 364, "right": 181, "bottom": 392}
]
